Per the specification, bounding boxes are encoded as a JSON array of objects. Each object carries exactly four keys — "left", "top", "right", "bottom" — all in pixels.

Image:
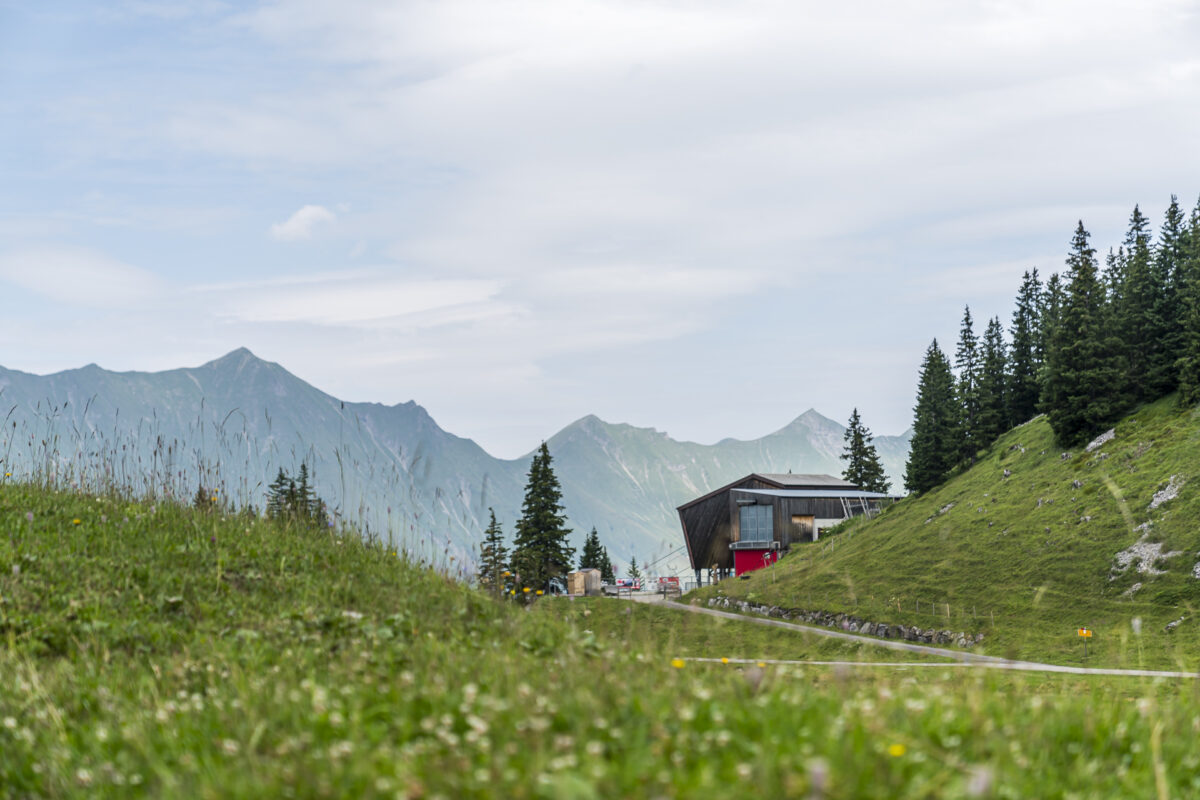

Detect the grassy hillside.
[
  {"left": 4, "top": 481, "right": 1200, "bottom": 797},
  {"left": 692, "top": 396, "right": 1200, "bottom": 668}
]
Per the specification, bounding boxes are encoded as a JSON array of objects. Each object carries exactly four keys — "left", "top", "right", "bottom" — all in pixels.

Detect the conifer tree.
[
  {"left": 578, "top": 527, "right": 606, "bottom": 571},
  {"left": 1176, "top": 197, "right": 1200, "bottom": 405},
  {"left": 510, "top": 443, "right": 575, "bottom": 592},
  {"left": 1043, "top": 222, "right": 1127, "bottom": 444},
  {"left": 954, "top": 306, "right": 981, "bottom": 463},
  {"left": 477, "top": 508, "right": 509, "bottom": 596},
  {"left": 1036, "top": 272, "right": 1065, "bottom": 402},
  {"left": 1149, "top": 196, "right": 1186, "bottom": 395},
  {"left": 1007, "top": 269, "right": 1042, "bottom": 426},
  {"left": 976, "top": 316, "right": 1009, "bottom": 447},
  {"left": 599, "top": 547, "right": 616, "bottom": 584},
  {"left": 627, "top": 556, "right": 642, "bottom": 584},
  {"left": 840, "top": 408, "right": 890, "bottom": 493},
  {"left": 1116, "top": 205, "right": 1157, "bottom": 404},
  {"left": 904, "top": 339, "right": 961, "bottom": 494}
]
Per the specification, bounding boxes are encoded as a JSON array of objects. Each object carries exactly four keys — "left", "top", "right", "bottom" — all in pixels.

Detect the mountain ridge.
[{"left": 0, "top": 348, "right": 911, "bottom": 573}]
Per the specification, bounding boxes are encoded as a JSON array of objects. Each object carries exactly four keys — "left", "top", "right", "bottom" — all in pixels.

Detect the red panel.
[{"left": 734, "top": 547, "right": 777, "bottom": 576}]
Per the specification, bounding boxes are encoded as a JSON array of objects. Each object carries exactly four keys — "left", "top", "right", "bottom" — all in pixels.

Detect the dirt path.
[{"left": 650, "top": 597, "right": 1200, "bottom": 678}]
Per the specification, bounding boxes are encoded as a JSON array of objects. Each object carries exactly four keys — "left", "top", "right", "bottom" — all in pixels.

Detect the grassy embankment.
[
  {"left": 692, "top": 396, "right": 1200, "bottom": 669},
  {"left": 4, "top": 480, "right": 1200, "bottom": 797}
]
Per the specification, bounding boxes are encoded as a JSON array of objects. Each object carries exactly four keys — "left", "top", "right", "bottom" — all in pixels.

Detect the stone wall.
[{"left": 705, "top": 597, "right": 985, "bottom": 649}]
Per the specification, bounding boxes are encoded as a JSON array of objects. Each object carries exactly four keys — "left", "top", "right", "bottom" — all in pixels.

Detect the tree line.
[
  {"left": 905, "top": 194, "right": 1200, "bottom": 494},
  {"left": 477, "top": 442, "right": 619, "bottom": 597}
]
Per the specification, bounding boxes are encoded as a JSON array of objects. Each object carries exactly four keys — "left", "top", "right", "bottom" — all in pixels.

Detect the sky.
[{"left": 3, "top": 1, "right": 1200, "bottom": 459}]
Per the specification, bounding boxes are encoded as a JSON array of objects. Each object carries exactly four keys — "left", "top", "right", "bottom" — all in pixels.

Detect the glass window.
[{"left": 739, "top": 504, "right": 773, "bottom": 543}]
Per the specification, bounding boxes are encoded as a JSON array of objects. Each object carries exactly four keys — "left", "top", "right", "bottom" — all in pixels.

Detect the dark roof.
[
  {"left": 734, "top": 489, "right": 893, "bottom": 500},
  {"left": 754, "top": 473, "right": 856, "bottom": 488},
  {"left": 677, "top": 473, "right": 856, "bottom": 511}
]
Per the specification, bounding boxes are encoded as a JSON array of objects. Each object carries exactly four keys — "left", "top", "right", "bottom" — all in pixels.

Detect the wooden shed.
[
  {"left": 567, "top": 568, "right": 602, "bottom": 597},
  {"left": 677, "top": 473, "right": 893, "bottom": 581}
]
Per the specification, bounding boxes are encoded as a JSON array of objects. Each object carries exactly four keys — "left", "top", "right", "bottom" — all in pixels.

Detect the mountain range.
[{"left": 0, "top": 348, "right": 911, "bottom": 575}]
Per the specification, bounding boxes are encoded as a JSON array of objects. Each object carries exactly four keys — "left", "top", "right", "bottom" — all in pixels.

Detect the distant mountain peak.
[
  {"left": 204, "top": 347, "right": 261, "bottom": 367},
  {"left": 774, "top": 408, "right": 839, "bottom": 434}
]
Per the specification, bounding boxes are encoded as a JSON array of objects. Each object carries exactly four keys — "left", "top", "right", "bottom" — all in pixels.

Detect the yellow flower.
[
  {"left": 757, "top": 661, "right": 766, "bottom": 668},
  {"left": 523, "top": 587, "right": 531, "bottom": 593},
  {"left": 671, "top": 658, "right": 685, "bottom": 669},
  {"left": 536, "top": 590, "right": 544, "bottom": 596},
  {"left": 721, "top": 657, "right": 729, "bottom": 664},
  {"left": 72, "top": 518, "right": 82, "bottom": 525},
  {"left": 888, "top": 744, "right": 907, "bottom": 757}
]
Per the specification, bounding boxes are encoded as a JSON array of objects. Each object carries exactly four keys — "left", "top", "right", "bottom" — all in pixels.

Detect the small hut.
[{"left": 567, "top": 568, "right": 603, "bottom": 596}]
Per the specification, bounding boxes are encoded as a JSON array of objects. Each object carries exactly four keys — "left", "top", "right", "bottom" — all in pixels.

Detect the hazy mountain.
[{"left": 0, "top": 349, "right": 909, "bottom": 576}]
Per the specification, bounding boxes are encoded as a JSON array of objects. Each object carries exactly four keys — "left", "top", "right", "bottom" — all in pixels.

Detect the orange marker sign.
[{"left": 1077, "top": 628, "right": 1093, "bottom": 638}]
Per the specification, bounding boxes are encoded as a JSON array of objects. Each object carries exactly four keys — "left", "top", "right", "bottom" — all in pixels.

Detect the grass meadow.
[{"left": 4, "top": 481, "right": 1200, "bottom": 797}]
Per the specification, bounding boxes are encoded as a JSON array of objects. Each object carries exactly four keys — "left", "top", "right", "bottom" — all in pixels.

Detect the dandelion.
[
  {"left": 536, "top": 590, "right": 544, "bottom": 596},
  {"left": 72, "top": 518, "right": 81, "bottom": 525},
  {"left": 888, "top": 743, "right": 907, "bottom": 757},
  {"left": 757, "top": 661, "right": 766, "bottom": 668},
  {"left": 721, "top": 657, "right": 729, "bottom": 664},
  {"left": 671, "top": 658, "right": 686, "bottom": 669},
  {"left": 523, "top": 587, "right": 531, "bottom": 594}
]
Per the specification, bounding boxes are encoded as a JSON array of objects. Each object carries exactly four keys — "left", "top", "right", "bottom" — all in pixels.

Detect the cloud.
[
  {"left": 0, "top": 246, "right": 162, "bottom": 307},
  {"left": 269, "top": 205, "right": 336, "bottom": 241},
  {"left": 211, "top": 271, "right": 504, "bottom": 326}
]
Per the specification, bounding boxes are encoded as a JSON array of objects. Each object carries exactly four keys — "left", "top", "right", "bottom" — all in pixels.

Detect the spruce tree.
[
  {"left": 840, "top": 408, "right": 890, "bottom": 493},
  {"left": 599, "top": 547, "right": 616, "bottom": 584},
  {"left": 954, "top": 306, "right": 981, "bottom": 463},
  {"left": 1149, "top": 196, "right": 1186, "bottom": 395},
  {"left": 1007, "top": 269, "right": 1042, "bottom": 426},
  {"left": 477, "top": 508, "right": 509, "bottom": 596},
  {"left": 578, "top": 527, "right": 605, "bottom": 571},
  {"left": 1036, "top": 272, "right": 1065, "bottom": 405},
  {"left": 904, "top": 339, "right": 961, "bottom": 494},
  {"left": 1116, "top": 205, "right": 1157, "bottom": 404},
  {"left": 510, "top": 443, "right": 575, "bottom": 592},
  {"left": 1176, "top": 196, "right": 1200, "bottom": 405},
  {"left": 1043, "top": 222, "right": 1127, "bottom": 444},
  {"left": 627, "top": 556, "right": 642, "bottom": 584},
  {"left": 976, "top": 316, "right": 1009, "bottom": 447}
]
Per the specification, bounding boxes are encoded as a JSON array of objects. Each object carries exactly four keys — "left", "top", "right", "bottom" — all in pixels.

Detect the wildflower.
[
  {"left": 536, "top": 590, "right": 544, "bottom": 596},
  {"left": 221, "top": 739, "right": 240, "bottom": 756},
  {"left": 25, "top": 512, "right": 33, "bottom": 522},
  {"left": 721, "top": 657, "right": 729, "bottom": 664},
  {"left": 671, "top": 658, "right": 685, "bottom": 669},
  {"left": 888, "top": 743, "right": 907, "bottom": 757},
  {"left": 72, "top": 518, "right": 82, "bottom": 525},
  {"left": 523, "top": 587, "right": 531, "bottom": 594},
  {"left": 2, "top": 717, "right": 15, "bottom": 730}
]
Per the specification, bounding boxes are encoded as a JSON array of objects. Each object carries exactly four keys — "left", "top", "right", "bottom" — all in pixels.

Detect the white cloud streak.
[
  {"left": 270, "top": 205, "right": 336, "bottom": 241},
  {"left": 0, "top": 247, "right": 162, "bottom": 307}
]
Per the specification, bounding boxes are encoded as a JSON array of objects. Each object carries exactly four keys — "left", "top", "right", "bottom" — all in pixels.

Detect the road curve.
[{"left": 654, "top": 597, "right": 1200, "bottom": 679}]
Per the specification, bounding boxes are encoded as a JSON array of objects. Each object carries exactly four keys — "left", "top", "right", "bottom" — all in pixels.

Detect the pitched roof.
[
  {"left": 754, "top": 473, "right": 856, "bottom": 488},
  {"left": 677, "top": 473, "right": 856, "bottom": 511}
]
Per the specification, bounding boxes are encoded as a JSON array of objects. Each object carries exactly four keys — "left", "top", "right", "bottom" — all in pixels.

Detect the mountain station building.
[{"left": 677, "top": 473, "right": 893, "bottom": 581}]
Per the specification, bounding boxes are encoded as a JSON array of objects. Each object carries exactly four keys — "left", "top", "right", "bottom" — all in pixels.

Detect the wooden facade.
[{"left": 678, "top": 473, "right": 891, "bottom": 579}]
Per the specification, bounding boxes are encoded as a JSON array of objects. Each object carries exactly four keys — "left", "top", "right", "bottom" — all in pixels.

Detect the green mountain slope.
[
  {"left": 8, "top": 483, "right": 1200, "bottom": 797},
  {"left": 696, "top": 396, "right": 1200, "bottom": 669},
  {"left": 0, "top": 349, "right": 908, "bottom": 573}
]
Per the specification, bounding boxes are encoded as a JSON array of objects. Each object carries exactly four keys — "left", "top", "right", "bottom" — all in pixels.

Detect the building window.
[{"left": 739, "top": 504, "right": 773, "bottom": 543}]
